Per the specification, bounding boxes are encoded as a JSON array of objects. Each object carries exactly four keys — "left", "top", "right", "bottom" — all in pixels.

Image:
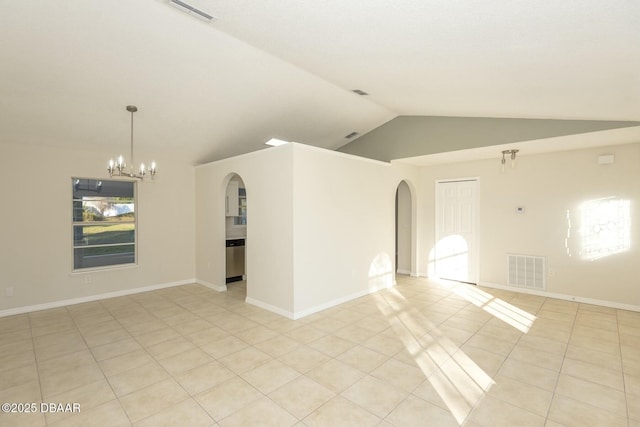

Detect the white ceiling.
[{"left": 1, "top": 1, "right": 639, "bottom": 165}]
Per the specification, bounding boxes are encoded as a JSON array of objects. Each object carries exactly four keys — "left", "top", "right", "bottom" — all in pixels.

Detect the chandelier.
[{"left": 108, "top": 105, "right": 157, "bottom": 180}]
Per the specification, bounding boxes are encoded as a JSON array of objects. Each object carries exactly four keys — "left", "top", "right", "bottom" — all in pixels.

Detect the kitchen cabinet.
[{"left": 225, "top": 181, "right": 239, "bottom": 216}]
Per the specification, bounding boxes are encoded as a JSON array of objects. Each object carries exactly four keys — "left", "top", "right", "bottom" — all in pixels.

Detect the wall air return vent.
[
  {"left": 169, "top": 0, "right": 216, "bottom": 22},
  {"left": 507, "top": 254, "right": 545, "bottom": 290}
]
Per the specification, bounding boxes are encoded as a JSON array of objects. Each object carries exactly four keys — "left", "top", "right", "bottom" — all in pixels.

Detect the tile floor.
[{"left": 0, "top": 276, "right": 639, "bottom": 426}]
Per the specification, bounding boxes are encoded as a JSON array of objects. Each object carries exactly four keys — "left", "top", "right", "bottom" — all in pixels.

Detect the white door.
[{"left": 435, "top": 180, "right": 478, "bottom": 283}]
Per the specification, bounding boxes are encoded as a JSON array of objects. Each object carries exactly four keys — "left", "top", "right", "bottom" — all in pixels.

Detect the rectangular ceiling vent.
[
  {"left": 507, "top": 254, "right": 545, "bottom": 290},
  {"left": 345, "top": 131, "right": 359, "bottom": 139},
  {"left": 169, "top": 0, "right": 216, "bottom": 22}
]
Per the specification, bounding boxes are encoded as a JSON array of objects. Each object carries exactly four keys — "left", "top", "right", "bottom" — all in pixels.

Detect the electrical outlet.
[
  {"left": 84, "top": 275, "right": 92, "bottom": 284},
  {"left": 547, "top": 268, "right": 555, "bottom": 277},
  {"left": 5, "top": 287, "right": 14, "bottom": 297}
]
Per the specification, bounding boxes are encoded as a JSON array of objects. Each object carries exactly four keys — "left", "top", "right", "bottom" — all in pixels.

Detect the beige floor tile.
[
  {"left": 185, "top": 326, "right": 230, "bottom": 346},
  {"left": 548, "top": 395, "right": 628, "bottom": 427},
  {"left": 514, "top": 334, "right": 567, "bottom": 356},
  {"left": 508, "top": 344, "right": 565, "bottom": 372},
  {"left": 0, "top": 381, "right": 41, "bottom": 417},
  {"left": 0, "top": 409, "right": 45, "bottom": 427},
  {"left": 157, "top": 348, "right": 213, "bottom": 376},
  {"left": 40, "top": 361, "right": 104, "bottom": 398},
  {"left": 240, "top": 359, "right": 299, "bottom": 394},
  {"left": 386, "top": 394, "right": 459, "bottom": 427},
  {"left": 44, "top": 379, "right": 116, "bottom": 425},
  {"left": 487, "top": 375, "right": 553, "bottom": 416},
  {"left": 341, "top": 375, "right": 408, "bottom": 418},
  {"left": 333, "top": 324, "right": 378, "bottom": 344},
  {"left": 195, "top": 377, "right": 263, "bottom": 421},
  {"left": 106, "top": 361, "right": 170, "bottom": 397},
  {"left": 308, "top": 334, "right": 356, "bottom": 357},
  {"left": 268, "top": 376, "right": 335, "bottom": 419},
  {"left": 308, "top": 317, "right": 348, "bottom": 333},
  {"left": 200, "top": 336, "right": 249, "bottom": 359},
  {"left": 1, "top": 278, "right": 638, "bottom": 426},
  {"left": 306, "top": 359, "right": 366, "bottom": 393},
  {"left": 457, "top": 346, "right": 505, "bottom": 377},
  {"left": 497, "top": 358, "right": 559, "bottom": 391},
  {"left": 626, "top": 373, "right": 640, "bottom": 397},
  {"left": 277, "top": 345, "right": 331, "bottom": 373},
  {"left": 134, "top": 398, "right": 214, "bottom": 427},
  {"left": 561, "top": 357, "right": 624, "bottom": 390},
  {"left": 126, "top": 319, "right": 167, "bottom": 337},
  {"left": 232, "top": 325, "right": 279, "bottom": 345},
  {"left": 564, "top": 344, "right": 623, "bottom": 370},
  {"left": 133, "top": 327, "right": 181, "bottom": 348},
  {"left": 119, "top": 378, "right": 189, "bottom": 423},
  {"left": 218, "top": 347, "right": 272, "bottom": 374},
  {"left": 555, "top": 373, "right": 627, "bottom": 416},
  {"left": 218, "top": 396, "right": 297, "bottom": 427},
  {"left": 370, "top": 358, "right": 425, "bottom": 392},
  {"left": 253, "top": 335, "right": 300, "bottom": 357},
  {"left": 34, "top": 331, "right": 88, "bottom": 361},
  {"left": 0, "top": 349, "right": 36, "bottom": 373},
  {"left": 175, "top": 360, "right": 235, "bottom": 396},
  {"left": 0, "top": 363, "right": 38, "bottom": 390},
  {"left": 284, "top": 325, "right": 327, "bottom": 344},
  {"left": 469, "top": 395, "right": 546, "bottom": 427},
  {"left": 303, "top": 396, "right": 381, "bottom": 427},
  {"left": 0, "top": 314, "right": 30, "bottom": 334},
  {"left": 362, "top": 333, "right": 406, "bottom": 357},
  {"left": 336, "top": 345, "right": 389, "bottom": 373},
  {"left": 98, "top": 348, "right": 156, "bottom": 377},
  {"left": 90, "top": 337, "right": 142, "bottom": 362},
  {"left": 463, "top": 333, "right": 516, "bottom": 358},
  {"left": 145, "top": 336, "right": 196, "bottom": 360}
]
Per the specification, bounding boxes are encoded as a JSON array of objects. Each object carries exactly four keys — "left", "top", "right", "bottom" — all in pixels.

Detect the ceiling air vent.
[
  {"left": 351, "top": 89, "right": 369, "bottom": 96},
  {"left": 345, "top": 131, "right": 359, "bottom": 139},
  {"left": 169, "top": 0, "right": 216, "bottom": 22}
]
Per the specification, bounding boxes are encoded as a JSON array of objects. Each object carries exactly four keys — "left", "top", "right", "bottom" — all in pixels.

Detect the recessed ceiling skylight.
[{"left": 265, "top": 138, "right": 289, "bottom": 146}]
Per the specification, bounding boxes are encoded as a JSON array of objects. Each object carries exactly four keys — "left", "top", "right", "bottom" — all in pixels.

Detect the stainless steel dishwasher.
[{"left": 225, "top": 238, "right": 245, "bottom": 283}]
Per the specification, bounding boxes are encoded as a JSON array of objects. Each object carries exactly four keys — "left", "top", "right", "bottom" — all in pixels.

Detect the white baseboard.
[
  {"left": 396, "top": 269, "right": 411, "bottom": 275},
  {"left": 196, "top": 279, "right": 227, "bottom": 292},
  {"left": 245, "top": 297, "right": 295, "bottom": 319},
  {"left": 292, "top": 281, "right": 395, "bottom": 320},
  {"left": 0, "top": 279, "right": 197, "bottom": 318},
  {"left": 479, "top": 281, "right": 640, "bottom": 313}
]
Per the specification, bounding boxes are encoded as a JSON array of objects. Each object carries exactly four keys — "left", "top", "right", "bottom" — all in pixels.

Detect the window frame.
[{"left": 71, "top": 177, "right": 138, "bottom": 272}]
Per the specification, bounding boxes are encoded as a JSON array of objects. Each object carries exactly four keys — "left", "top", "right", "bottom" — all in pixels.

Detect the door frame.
[{"left": 434, "top": 177, "right": 480, "bottom": 284}]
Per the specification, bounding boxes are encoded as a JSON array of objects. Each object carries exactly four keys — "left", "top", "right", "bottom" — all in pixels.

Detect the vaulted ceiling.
[{"left": 1, "top": 1, "right": 638, "bottom": 165}]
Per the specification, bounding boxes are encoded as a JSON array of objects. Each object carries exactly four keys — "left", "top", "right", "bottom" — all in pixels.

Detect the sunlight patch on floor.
[
  {"left": 451, "top": 283, "right": 536, "bottom": 333},
  {"left": 374, "top": 287, "right": 494, "bottom": 424}
]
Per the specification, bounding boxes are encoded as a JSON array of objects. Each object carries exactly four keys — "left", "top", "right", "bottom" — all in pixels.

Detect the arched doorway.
[
  {"left": 395, "top": 180, "right": 413, "bottom": 276},
  {"left": 224, "top": 173, "right": 247, "bottom": 300}
]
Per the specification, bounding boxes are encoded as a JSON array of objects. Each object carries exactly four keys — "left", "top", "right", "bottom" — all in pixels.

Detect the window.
[{"left": 72, "top": 178, "right": 136, "bottom": 270}]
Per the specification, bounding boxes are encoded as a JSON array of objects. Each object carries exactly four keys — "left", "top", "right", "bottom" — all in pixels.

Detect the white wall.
[
  {"left": 0, "top": 142, "right": 196, "bottom": 314},
  {"left": 291, "top": 144, "right": 419, "bottom": 316},
  {"left": 195, "top": 143, "right": 420, "bottom": 318},
  {"left": 418, "top": 142, "right": 640, "bottom": 308},
  {"left": 195, "top": 145, "right": 295, "bottom": 315}
]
